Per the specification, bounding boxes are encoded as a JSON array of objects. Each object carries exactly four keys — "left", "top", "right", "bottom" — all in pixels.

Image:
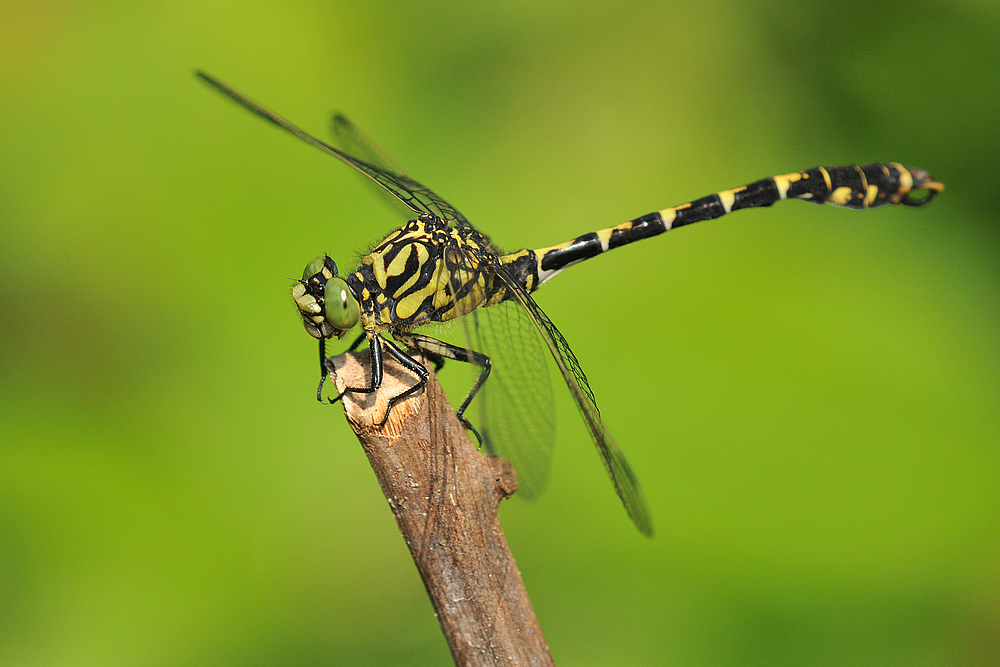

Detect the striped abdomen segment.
[{"left": 530, "top": 162, "right": 943, "bottom": 286}]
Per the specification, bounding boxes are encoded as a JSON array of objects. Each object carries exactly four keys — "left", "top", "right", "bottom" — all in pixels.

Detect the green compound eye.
[
  {"left": 324, "top": 276, "right": 360, "bottom": 330},
  {"left": 302, "top": 255, "right": 332, "bottom": 281},
  {"left": 293, "top": 255, "right": 355, "bottom": 339}
]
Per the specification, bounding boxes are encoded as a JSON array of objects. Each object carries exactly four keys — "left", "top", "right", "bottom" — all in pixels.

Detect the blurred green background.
[{"left": 2, "top": 0, "right": 998, "bottom": 664}]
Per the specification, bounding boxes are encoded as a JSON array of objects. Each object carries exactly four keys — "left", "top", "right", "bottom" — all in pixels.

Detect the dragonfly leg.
[
  {"left": 420, "top": 348, "right": 444, "bottom": 373},
  {"left": 327, "top": 333, "right": 385, "bottom": 406},
  {"left": 317, "top": 333, "right": 378, "bottom": 403},
  {"left": 374, "top": 337, "right": 431, "bottom": 428},
  {"left": 316, "top": 338, "right": 328, "bottom": 402},
  {"left": 420, "top": 349, "right": 447, "bottom": 372},
  {"left": 346, "top": 332, "right": 366, "bottom": 351},
  {"left": 403, "top": 333, "right": 491, "bottom": 445},
  {"left": 328, "top": 334, "right": 434, "bottom": 429}
]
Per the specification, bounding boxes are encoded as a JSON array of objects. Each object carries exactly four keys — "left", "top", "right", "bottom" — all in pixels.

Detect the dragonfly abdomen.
[{"left": 531, "top": 163, "right": 943, "bottom": 286}]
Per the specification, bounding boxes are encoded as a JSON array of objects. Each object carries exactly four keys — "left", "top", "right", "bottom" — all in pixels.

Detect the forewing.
[
  {"left": 492, "top": 267, "right": 655, "bottom": 536},
  {"left": 444, "top": 245, "right": 555, "bottom": 499},
  {"left": 197, "top": 72, "right": 467, "bottom": 224},
  {"left": 329, "top": 112, "right": 471, "bottom": 225}
]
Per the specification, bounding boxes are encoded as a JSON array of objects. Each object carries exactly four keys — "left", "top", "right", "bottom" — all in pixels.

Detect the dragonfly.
[{"left": 197, "top": 71, "right": 943, "bottom": 536}]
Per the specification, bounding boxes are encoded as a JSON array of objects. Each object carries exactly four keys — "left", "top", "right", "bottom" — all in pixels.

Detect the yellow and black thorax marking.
[{"left": 347, "top": 216, "right": 539, "bottom": 333}]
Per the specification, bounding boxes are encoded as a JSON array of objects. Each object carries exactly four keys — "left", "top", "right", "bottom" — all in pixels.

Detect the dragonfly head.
[{"left": 291, "top": 255, "right": 360, "bottom": 339}]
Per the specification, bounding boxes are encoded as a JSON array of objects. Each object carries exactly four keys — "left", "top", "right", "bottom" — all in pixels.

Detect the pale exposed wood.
[{"left": 330, "top": 350, "right": 554, "bottom": 667}]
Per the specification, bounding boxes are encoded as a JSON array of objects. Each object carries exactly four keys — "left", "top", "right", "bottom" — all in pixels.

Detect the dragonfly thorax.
[
  {"left": 346, "top": 220, "right": 452, "bottom": 334},
  {"left": 291, "top": 254, "right": 360, "bottom": 340}
]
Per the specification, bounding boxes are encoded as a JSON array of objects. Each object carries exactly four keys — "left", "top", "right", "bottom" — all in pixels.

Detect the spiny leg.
[
  {"left": 316, "top": 338, "right": 329, "bottom": 402},
  {"left": 320, "top": 332, "right": 436, "bottom": 428},
  {"left": 324, "top": 333, "right": 385, "bottom": 407},
  {"left": 373, "top": 337, "right": 433, "bottom": 428},
  {"left": 347, "top": 332, "right": 366, "bottom": 352},
  {"left": 401, "top": 333, "right": 491, "bottom": 445},
  {"left": 322, "top": 334, "right": 435, "bottom": 431},
  {"left": 420, "top": 349, "right": 447, "bottom": 372},
  {"left": 316, "top": 333, "right": 369, "bottom": 403}
]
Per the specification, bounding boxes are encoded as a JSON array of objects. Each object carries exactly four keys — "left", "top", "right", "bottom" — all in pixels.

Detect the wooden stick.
[{"left": 329, "top": 350, "right": 554, "bottom": 667}]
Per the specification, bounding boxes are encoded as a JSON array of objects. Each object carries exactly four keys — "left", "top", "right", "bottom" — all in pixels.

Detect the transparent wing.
[
  {"left": 490, "top": 262, "right": 654, "bottom": 536},
  {"left": 443, "top": 245, "right": 555, "bottom": 498},
  {"left": 330, "top": 113, "right": 411, "bottom": 180},
  {"left": 197, "top": 71, "right": 468, "bottom": 225},
  {"left": 327, "top": 113, "right": 417, "bottom": 220},
  {"left": 329, "top": 113, "right": 471, "bottom": 225}
]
